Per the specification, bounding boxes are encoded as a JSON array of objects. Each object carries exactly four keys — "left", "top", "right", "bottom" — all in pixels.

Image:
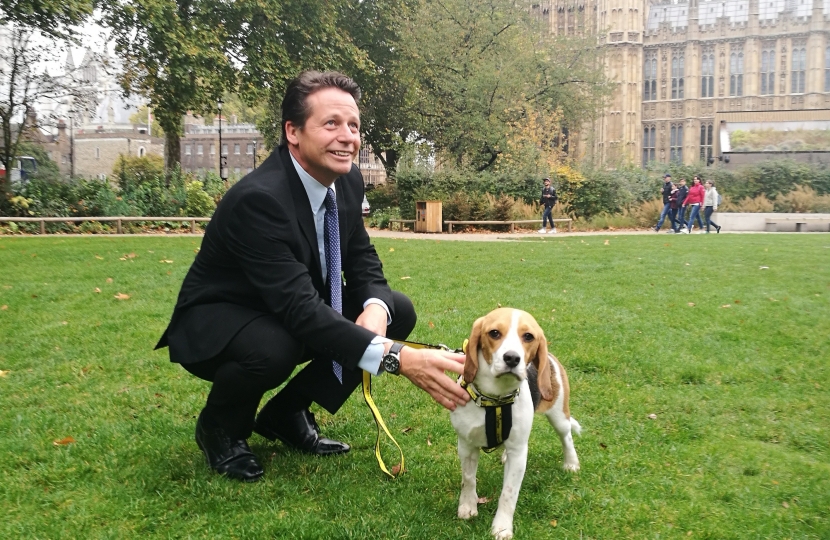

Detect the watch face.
[{"left": 383, "top": 354, "right": 400, "bottom": 374}]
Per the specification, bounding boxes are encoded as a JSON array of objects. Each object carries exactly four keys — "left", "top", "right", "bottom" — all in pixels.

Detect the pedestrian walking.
[
  {"left": 675, "top": 178, "right": 689, "bottom": 231},
  {"left": 682, "top": 176, "right": 705, "bottom": 233},
  {"left": 652, "top": 174, "right": 674, "bottom": 232},
  {"left": 539, "top": 177, "right": 558, "bottom": 233},
  {"left": 703, "top": 180, "right": 721, "bottom": 233}
]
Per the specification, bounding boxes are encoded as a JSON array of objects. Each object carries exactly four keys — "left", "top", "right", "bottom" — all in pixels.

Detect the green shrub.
[
  {"left": 184, "top": 181, "right": 216, "bottom": 217},
  {"left": 365, "top": 183, "right": 398, "bottom": 212},
  {"left": 367, "top": 206, "right": 400, "bottom": 229}
]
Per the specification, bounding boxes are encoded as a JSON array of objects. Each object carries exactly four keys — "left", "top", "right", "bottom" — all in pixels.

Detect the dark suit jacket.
[{"left": 156, "top": 145, "right": 394, "bottom": 371}]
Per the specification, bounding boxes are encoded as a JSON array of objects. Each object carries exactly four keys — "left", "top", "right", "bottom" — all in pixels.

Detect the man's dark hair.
[{"left": 281, "top": 71, "right": 362, "bottom": 143}]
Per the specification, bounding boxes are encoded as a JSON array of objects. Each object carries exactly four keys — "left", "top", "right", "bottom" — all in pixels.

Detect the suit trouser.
[{"left": 182, "top": 291, "right": 416, "bottom": 439}]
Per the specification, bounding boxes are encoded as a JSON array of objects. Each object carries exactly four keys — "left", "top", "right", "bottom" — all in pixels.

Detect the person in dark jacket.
[
  {"left": 652, "top": 173, "right": 674, "bottom": 232},
  {"left": 539, "top": 177, "right": 558, "bottom": 233},
  {"left": 668, "top": 183, "right": 681, "bottom": 233},
  {"left": 675, "top": 178, "right": 689, "bottom": 230},
  {"left": 156, "top": 71, "right": 468, "bottom": 482}
]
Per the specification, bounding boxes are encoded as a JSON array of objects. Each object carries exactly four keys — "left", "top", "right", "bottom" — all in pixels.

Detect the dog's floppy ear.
[
  {"left": 464, "top": 317, "right": 484, "bottom": 383},
  {"left": 533, "top": 333, "right": 554, "bottom": 402}
]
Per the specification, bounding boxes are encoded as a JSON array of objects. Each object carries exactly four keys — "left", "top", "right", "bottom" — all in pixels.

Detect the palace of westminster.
[{"left": 538, "top": 0, "right": 830, "bottom": 167}]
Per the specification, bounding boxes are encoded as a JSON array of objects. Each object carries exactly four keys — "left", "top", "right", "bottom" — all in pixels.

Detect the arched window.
[
  {"left": 730, "top": 50, "right": 744, "bottom": 96},
  {"left": 670, "top": 124, "right": 684, "bottom": 163},
  {"left": 825, "top": 46, "right": 830, "bottom": 91},
  {"left": 671, "top": 52, "right": 685, "bottom": 99},
  {"left": 642, "top": 125, "right": 656, "bottom": 165},
  {"left": 644, "top": 52, "right": 658, "bottom": 101},
  {"left": 701, "top": 51, "right": 715, "bottom": 97},
  {"left": 791, "top": 47, "right": 806, "bottom": 93},
  {"left": 699, "top": 123, "right": 713, "bottom": 162},
  {"left": 760, "top": 44, "right": 776, "bottom": 95}
]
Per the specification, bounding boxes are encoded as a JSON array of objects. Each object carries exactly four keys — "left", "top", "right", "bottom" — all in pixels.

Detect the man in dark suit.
[{"left": 156, "top": 71, "right": 469, "bottom": 482}]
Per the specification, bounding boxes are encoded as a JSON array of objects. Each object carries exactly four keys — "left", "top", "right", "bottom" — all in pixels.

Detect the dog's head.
[{"left": 464, "top": 307, "right": 553, "bottom": 400}]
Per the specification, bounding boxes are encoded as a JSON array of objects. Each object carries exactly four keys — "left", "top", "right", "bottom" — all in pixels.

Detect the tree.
[
  {"left": 398, "top": 0, "right": 609, "bottom": 172},
  {"left": 0, "top": 25, "right": 94, "bottom": 207},
  {"left": 227, "top": 0, "right": 369, "bottom": 148},
  {"left": 128, "top": 105, "right": 164, "bottom": 138},
  {"left": 0, "top": 0, "right": 92, "bottom": 40},
  {"left": 104, "top": 0, "right": 236, "bottom": 172}
]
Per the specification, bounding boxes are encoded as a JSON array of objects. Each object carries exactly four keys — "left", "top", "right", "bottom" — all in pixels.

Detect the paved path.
[{"left": 369, "top": 228, "right": 693, "bottom": 241}]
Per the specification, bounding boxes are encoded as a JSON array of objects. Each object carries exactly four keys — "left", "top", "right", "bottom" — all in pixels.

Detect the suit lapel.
[{"left": 280, "top": 147, "right": 323, "bottom": 280}]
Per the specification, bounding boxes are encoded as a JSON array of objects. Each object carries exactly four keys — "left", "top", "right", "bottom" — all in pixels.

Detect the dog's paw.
[
  {"left": 458, "top": 504, "right": 478, "bottom": 520},
  {"left": 563, "top": 461, "right": 580, "bottom": 472},
  {"left": 492, "top": 525, "right": 514, "bottom": 540}
]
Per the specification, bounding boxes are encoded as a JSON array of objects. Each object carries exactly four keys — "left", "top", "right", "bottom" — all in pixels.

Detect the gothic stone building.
[{"left": 539, "top": 0, "right": 830, "bottom": 167}]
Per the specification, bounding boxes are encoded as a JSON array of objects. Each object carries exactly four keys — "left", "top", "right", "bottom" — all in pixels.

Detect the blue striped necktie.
[{"left": 324, "top": 187, "right": 343, "bottom": 383}]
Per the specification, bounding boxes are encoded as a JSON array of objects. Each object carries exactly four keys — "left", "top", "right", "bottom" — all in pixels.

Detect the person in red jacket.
[{"left": 682, "top": 176, "right": 706, "bottom": 233}]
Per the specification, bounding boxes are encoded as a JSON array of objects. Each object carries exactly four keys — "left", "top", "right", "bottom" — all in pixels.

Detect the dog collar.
[
  {"left": 459, "top": 377, "right": 520, "bottom": 408},
  {"left": 459, "top": 377, "right": 518, "bottom": 451}
]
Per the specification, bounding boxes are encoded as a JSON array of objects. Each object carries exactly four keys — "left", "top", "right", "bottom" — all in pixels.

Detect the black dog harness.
[{"left": 459, "top": 377, "right": 519, "bottom": 452}]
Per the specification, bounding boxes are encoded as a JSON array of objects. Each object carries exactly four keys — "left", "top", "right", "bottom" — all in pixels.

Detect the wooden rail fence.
[{"left": 0, "top": 216, "right": 211, "bottom": 234}]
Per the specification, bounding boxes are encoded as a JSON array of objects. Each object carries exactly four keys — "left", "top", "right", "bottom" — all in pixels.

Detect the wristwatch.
[{"left": 382, "top": 342, "right": 405, "bottom": 375}]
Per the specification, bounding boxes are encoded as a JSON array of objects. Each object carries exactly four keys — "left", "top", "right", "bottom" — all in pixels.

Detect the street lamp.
[
  {"left": 252, "top": 139, "right": 257, "bottom": 169},
  {"left": 67, "top": 108, "right": 75, "bottom": 178},
  {"left": 217, "top": 99, "right": 227, "bottom": 180}
]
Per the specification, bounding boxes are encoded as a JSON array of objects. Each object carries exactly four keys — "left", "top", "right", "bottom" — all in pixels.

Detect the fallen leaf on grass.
[
  {"left": 721, "top": 304, "right": 731, "bottom": 308},
  {"left": 478, "top": 497, "right": 491, "bottom": 504},
  {"left": 0, "top": 370, "right": 9, "bottom": 377},
  {"left": 734, "top": 299, "right": 741, "bottom": 304},
  {"left": 427, "top": 437, "right": 432, "bottom": 446},
  {"left": 160, "top": 260, "right": 174, "bottom": 264},
  {"left": 94, "top": 288, "right": 101, "bottom": 293},
  {"left": 428, "top": 321, "right": 435, "bottom": 328},
  {"left": 685, "top": 263, "right": 690, "bottom": 266},
  {"left": 400, "top": 276, "right": 411, "bottom": 280},
  {"left": 759, "top": 266, "right": 769, "bottom": 270},
  {"left": 402, "top": 427, "right": 413, "bottom": 434},
  {"left": 604, "top": 239, "right": 609, "bottom": 245},
  {"left": 688, "top": 302, "right": 695, "bottom": 307},
  {"left": 391, "top": 463, "right": 402, "bottom": 476},
  {"left": 1, "top": 305, "right": 7, "bottom": 310},
  {"left": 106, "top": 278, "right": 113, "bottom": 283},
  {"left": 61, "top": 321, "right": 67, "bottom": 325},
  {"left": 520, "top": 258, "right": 525, "bottom": 261},
  {"left": 550, "top": 520, "right": 558, "bottom": 527},
  {"left": 389, "top": 248, "right": 395, "bottom": 252},
  {"left": 782, "top": 501, "right": 790, "bottom": 508},
  {"left": 53, "top": 436, "right": 75, "bottom": 446},
  {"left": 94, "top": 255, "right": 103, "bottom": 260},
  {"left": 114, "top": 293, "right": 130, "bottom": 300},
  {"left": 648, "top": 414, "right": 657, "bottom": 420}
]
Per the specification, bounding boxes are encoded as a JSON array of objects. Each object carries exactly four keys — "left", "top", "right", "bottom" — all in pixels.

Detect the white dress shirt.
[{"left": 290, "top": 154, "right": 391, "bottom": 375}]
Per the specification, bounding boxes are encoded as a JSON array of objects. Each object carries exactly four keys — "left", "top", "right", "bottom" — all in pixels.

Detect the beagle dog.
[{"left": 450, "top": 308, "right": 580, "bottom": 540}]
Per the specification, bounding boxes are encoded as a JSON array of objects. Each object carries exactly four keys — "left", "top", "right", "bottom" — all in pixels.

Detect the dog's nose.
[{"left": 503, "top": 351, "right": 521, "bottom": 368}]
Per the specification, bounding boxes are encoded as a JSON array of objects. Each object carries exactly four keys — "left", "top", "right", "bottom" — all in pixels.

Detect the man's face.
[
  {"left": 680, "top": 180, "right": 686, "bottom": 186},
  {"left": 544, "top": 181, "right": 550, "bottom": 187},
  {"left": 285, "top": 87, "right": 361, "bottom": 186}
]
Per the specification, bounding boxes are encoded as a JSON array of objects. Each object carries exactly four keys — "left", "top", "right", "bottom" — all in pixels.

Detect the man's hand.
[
  {"left": 398, "top": 347, "right": 470, "bottom": 411},
  {"left": 355, "top": 303, "right": 388, "bottom": 336}
]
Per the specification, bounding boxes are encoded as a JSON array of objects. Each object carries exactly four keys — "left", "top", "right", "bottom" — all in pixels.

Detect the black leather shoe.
[
  {"left": 254, "top": 409, "right": 350, "bottom": 456},
  {"left": 195, "top": 414, "right": 264, "bottom": 482}
]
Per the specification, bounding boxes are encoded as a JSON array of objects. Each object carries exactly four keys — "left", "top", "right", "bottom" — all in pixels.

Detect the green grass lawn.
[{"left": 1, "top": 233, "right": 828, "bottom": 539}]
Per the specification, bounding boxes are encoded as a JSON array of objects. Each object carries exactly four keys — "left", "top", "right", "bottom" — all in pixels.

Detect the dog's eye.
[
  {"left": 488, "top": 329, "right": 501, "bottom": 340},
  {"left": 522, "top": 333, "right": 534, "bottom": 342}
]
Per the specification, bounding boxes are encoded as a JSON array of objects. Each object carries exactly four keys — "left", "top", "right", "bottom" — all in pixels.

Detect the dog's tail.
[{"left": 570, "top": 417, "right": 582, "bottom": 436}]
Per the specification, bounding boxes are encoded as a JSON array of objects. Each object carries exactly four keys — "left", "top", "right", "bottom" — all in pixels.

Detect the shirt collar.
[{"left": 290, "top": 152, "right": 334, "bottom": 212}]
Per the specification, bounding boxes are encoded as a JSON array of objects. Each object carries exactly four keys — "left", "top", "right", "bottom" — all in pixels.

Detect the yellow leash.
[
  {"left": 362, "top": 339, "right": 468, "bottom": 479},
  {"left": 363, "top": 370, "right": 405, "bottom": 479}
]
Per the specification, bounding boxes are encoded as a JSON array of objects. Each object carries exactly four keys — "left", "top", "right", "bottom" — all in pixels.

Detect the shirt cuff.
[
  {"left": 358, "top": 336, "right": 392, "bottom": 375},
  {"left": 363, "top": 298, "right": 392, "bottom": 325}
]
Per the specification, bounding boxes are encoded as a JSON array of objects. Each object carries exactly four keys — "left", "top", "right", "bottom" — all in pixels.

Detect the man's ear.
[
  {"left": 464, "top": 317, "right": 484, "bottom": 383},
  {"left": 284, "top": 121, "right": 300, "bottom": 146},
  {"left": 533, "top": 334, "right": 554, "bottom": 402}
]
